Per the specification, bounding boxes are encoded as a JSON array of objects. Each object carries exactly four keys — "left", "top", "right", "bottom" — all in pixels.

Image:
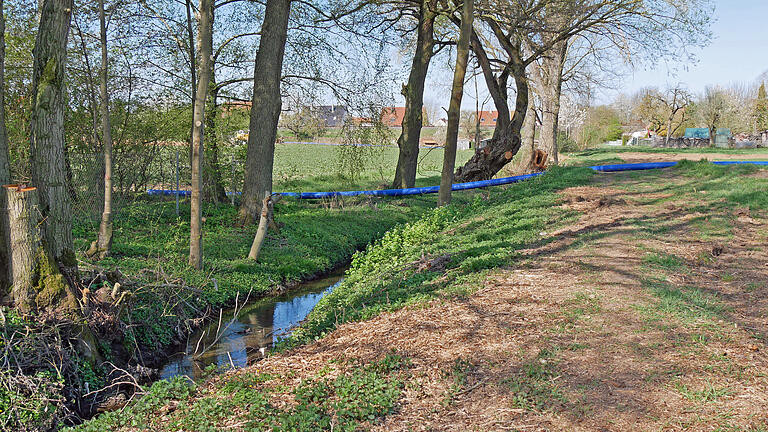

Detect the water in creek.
[{"left": 159, "top": 267, "right": 346, "bottom": 381}]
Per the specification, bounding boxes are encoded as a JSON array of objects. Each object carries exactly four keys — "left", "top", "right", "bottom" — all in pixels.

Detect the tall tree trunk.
[
  {"left": 438, "top": 0, "right": 472, "bottom": 206},
  {"left": 0, "top": 0, "right": 10, "bottom": 293},
  {"left": 185, "top": 0, "right": 196, "bottom": 166},
  {"left": 520, "top": 87, "right": 537, "bottom": 170},
  {"left": 30, "top": 0, "right": 76, "bottom": 277},
  {"left": 392, "top": 0, "right": 437, "bottom": 189},
  {"left": 93, "top": 0, "right": 113, "bottom": 259},
  {"left": 455, "top": 50, "right": 528, "bottom": 182},
  {"left": 532, "top": 40, "right": 567, "bottom": 165},
  {"left": 239, "top": 0, "right": 291, "bottom": 225},
  {"left": 469, "top": 29, "right": 509, "bottom": 142},
  {"left": 204, "top": 84, "right": 226, "bottom": 203},
  {"left": 5, "top": 185, "right": 41, "bottom": 314},
  {"left": 203, "top": 7, "right": 226, "bottom": 204},
  {"left": 189, "top": 0, "right": 214, "bottom": 270}
]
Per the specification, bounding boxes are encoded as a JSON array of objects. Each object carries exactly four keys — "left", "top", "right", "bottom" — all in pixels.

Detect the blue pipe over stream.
[{"left": 146, "top": 160, "right": 768, "bottom": 200}]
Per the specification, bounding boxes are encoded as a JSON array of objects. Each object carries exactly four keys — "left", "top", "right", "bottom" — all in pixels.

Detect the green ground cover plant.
[
  {"left": 71, "top": 355, "right": 407, "bottom": 432},
  {"left": 73, "top": 157, "right": 768, "bottom": 431},
  {"left": 73, "top": 193, "right": 458, "bottom": 352},
  {"left": 287, "top": 166, "right": 595, "bottom": 347}
]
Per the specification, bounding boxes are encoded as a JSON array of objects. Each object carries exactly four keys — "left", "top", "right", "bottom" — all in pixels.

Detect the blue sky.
[
  {"left": 419, "top": 0, "right": 768, "bottom": 111},
  {"left": 598, "top": 0, "right": 768, "bottom": 102}
]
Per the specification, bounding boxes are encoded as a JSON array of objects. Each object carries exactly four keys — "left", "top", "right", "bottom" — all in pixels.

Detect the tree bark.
[
  {"left": 0, "top": 0, "right": 11, "bottom": 293},
  {"left": 204, "top": 10, "right": 227, "bottom": 206},
  {"left": 469, "top": 29, "right": 509, "bottom": 141},
  {"left": 532, "top": 40, "right": 567, "bottom": 165},
  {"left": 4, "top": 185, "right": 79, "bottom": 315},
  {"left": 455, "top": 51, "right": 529, "bottom": 183},
  {"left": 247, "top": 191, "right": 272, "bottom": 261},
  {"left": 392, "top": 0, "right": 437, "bottom": 189},
  {"left": 29, "top": 0, "right": 76, "bottom": 277},
  {"left": 5, "top": 185, "right": 42, "bottom": 314},
  {"left": 239, "top": 0, "right": 291, "bottom": 225},
  {"left": 93, "top": 0, "right": 113, "bottom": 259},
  {"left": 520, "top": 87, "right": 537, "bottom": 171},
  {"left": 189, "top": 0, "right": 214, "bottom": 270},
  {"left": 438, "top": 0, "right": 472, "bottom": 206}
]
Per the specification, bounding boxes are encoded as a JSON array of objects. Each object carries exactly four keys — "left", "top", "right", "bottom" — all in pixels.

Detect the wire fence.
[{"left": 68, "top": 143, "right": 247, "bottom": 228}]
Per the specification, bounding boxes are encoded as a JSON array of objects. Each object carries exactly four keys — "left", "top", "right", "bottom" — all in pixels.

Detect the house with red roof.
[
  {"left": 381, "top": 107, "right": 429, "bottom": 127},
  {"left": 477, "top": 110, "right": 500, "bottom": 127}
]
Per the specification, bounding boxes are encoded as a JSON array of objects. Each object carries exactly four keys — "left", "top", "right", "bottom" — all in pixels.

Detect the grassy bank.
[
  {"left": 69, "top": 354, "right": 409, "bottom": 432},
  {"left": 73, "top": 161, "right": 768, "bottom": 431},
  {"left": 72, "top": 195, "right": 456, "bottom": 354},
  {"left": 72, "top": 166, "right": 596, "bottom": 431},
  {"left": 3, "top": 194, "right": 452, "bottom": 430},
  {"left": 288, "top": 166, "right": 595, "bottom": 346}
]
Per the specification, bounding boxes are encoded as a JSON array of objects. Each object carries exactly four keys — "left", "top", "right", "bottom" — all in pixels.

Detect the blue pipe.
[
  {"left": 146, "top": 160, "right": 768, "bottom": 200},
  {"left": 712, "top": 161, "right": 768, "bottom": 166},
  {"left": 587, "top": 162, "right": 678, "bottom": 172}
]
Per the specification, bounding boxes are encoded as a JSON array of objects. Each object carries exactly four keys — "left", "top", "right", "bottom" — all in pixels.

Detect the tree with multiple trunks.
[
  {"left": 634, "top": 85, "right": 692, "bottom": 143},
  {"left": 454, "top": 0, "right": 712, "bottom": 181}
]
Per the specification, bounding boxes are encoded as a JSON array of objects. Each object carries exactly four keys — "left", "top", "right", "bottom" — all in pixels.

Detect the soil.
[
  {"left": 575, "top": 151, "right": 768, "bottom": 164},
  {"left": 155, "top": 169, "right": 768, "bottom": 431}
]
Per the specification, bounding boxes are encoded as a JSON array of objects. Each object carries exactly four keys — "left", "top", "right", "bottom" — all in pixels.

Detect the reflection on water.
[{"left": 159, "top": 268, "right": 346, "bottom": 380}]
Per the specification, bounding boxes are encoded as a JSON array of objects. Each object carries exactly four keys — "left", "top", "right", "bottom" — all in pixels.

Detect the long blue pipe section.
[{"left": 146, "top": 160, "right": 768, "bottom": 199}]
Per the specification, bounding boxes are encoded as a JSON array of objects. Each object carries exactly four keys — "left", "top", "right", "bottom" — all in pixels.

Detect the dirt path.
[
  {"left": 151, "top": 170, "right": 768, "bottom": 431},
  {"left": 569, "top": 151, "right": 768, "bottom": 164}
]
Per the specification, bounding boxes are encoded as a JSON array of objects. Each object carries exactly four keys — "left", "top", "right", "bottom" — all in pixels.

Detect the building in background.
[
  {"left": 381, "top": 107, "right": 429, "bottom": 127},
  {"left": 312, "top": 105, "right": 348, "bottom": 127},
  {"left": 477, "top": 111, "right": 500, "bottom": 127}
]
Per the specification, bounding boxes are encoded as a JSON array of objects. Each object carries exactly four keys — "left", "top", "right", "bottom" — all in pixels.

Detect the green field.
[{"left": 271, "top": 142, "right": 475, "bottom": 193}]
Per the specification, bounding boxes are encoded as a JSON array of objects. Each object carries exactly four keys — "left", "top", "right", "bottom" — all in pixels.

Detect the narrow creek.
[{"left": 159, "top": 266, "right": 347, "bottom": 381}]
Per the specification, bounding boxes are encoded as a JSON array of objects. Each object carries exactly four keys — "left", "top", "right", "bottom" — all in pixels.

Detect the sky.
[
  {"left": 597, "top": 0, "right": 768, "bottom": 103},
  {"left": 416, "top": 0, "right": 768, "bottom": 112}
]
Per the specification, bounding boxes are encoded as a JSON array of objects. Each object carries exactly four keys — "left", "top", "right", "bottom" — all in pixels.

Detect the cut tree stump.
[
  {"left": 3, "top": 184, "right": 79, "bottom": 315},
  {"left": 531, "top": 149, "right": 548, "bottom": 172},
  {"left": 5, "top": 184, "right": 42, "bottom": 313}
]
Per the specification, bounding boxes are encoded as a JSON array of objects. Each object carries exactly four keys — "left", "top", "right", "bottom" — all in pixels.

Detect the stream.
[{"left": 159, "top": 266, "right": 347, "bottom": 381}]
